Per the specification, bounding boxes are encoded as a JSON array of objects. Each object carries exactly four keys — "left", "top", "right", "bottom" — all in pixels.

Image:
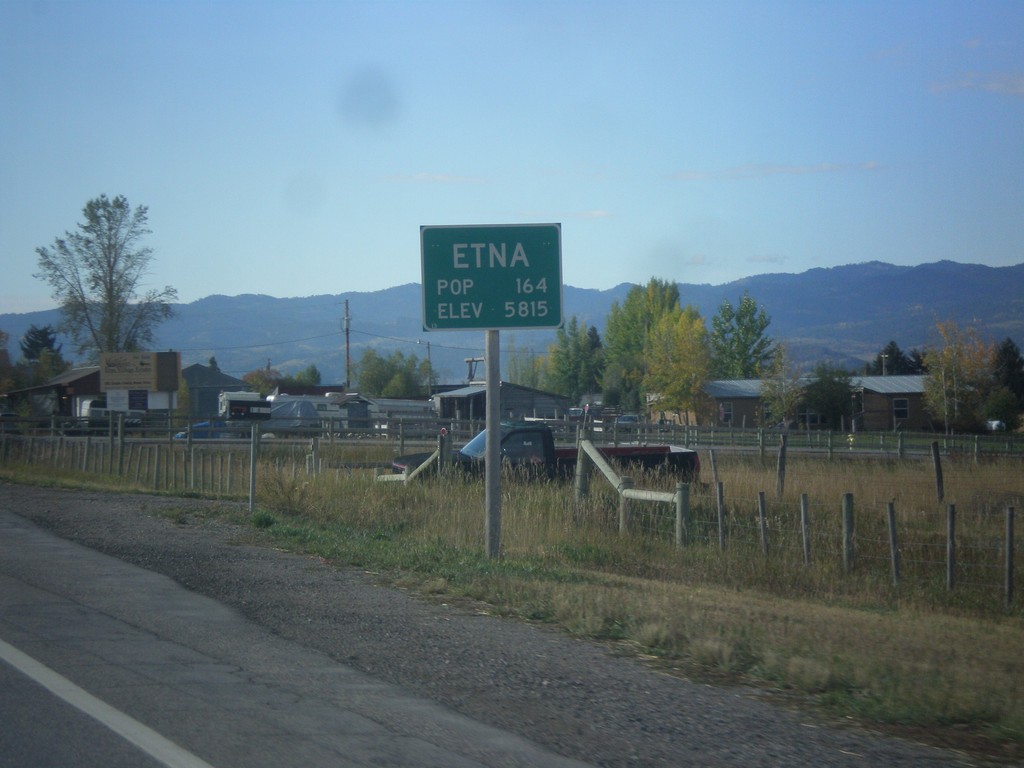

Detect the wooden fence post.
[
  {"left": 842, "top": 493, "right": 855, "bottom": 573},
  {"left": 1007, "top": 507, "right": 1015, "bottom": 608},
  {"left": 618, "top": 477, "right": 633, "bottom": 534},
  {"left": 574, "top": 440, "right": 592, "bottom": 503},
  {"left": 675, "top": 482, "right": 689, "bottom": 548},
  {"left": 946, "top": 503, "right": 956, "bottom": 592},
  {"left": 248, "top": 423, "right": 259, "bottom": 515},
  {"left": 775, "top": 434, "right": 787, "bottom": 498},
  {"left": 716, "top": 482, "right": 726, "bottom": 550},
  {"left": 117, "top": 413, "right": 126, "bottom": 477},
  {"left": 757, "top": 490, "right": 769, "bottom": 556},
  {"left": 799, "top": 493, "right": 811, "bottom": 565},
  {"left": 887, "top": 501, "right": 900, "bottom": 586}
]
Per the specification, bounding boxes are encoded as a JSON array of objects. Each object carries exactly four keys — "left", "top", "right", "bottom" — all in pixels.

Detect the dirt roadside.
[{"left": 2, "top": 482, "right": 989, "bottom": 767}]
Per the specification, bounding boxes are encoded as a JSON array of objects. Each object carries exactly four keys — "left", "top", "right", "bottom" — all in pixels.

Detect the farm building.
[
  {"left": 701, "top": 375, "right": 930, "bottom": 431},
  {"left": 432, "top": 381, "right": 572, "bottom": 422}
]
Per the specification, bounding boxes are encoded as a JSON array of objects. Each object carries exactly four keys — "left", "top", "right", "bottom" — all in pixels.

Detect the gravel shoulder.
[{"left": 3, "top": 482, "right": 982, "bottom": 767}]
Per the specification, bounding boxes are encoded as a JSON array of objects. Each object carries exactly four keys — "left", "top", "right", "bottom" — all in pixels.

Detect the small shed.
[{"left": 433, "top": 381, "right": 572, "bottom": 422}]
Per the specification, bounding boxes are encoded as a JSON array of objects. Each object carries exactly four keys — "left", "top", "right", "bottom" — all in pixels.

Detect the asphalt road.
[{"left": 0, "top": 504, "right": 591, "bottom": 768}]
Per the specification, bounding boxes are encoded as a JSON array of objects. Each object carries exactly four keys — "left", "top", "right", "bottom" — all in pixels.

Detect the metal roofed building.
[{"left": 432, "top": 381, "right": 572, "bottom": 422}]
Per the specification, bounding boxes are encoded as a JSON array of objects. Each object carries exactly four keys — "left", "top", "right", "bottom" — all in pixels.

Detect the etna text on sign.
[{"left": 421, "top": 223, "right": 563, "bottom": 331}]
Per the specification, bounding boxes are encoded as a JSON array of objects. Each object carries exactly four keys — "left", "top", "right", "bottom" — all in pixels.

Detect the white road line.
[{"left": 0, "top": 637, "right": 216, "bottom": 768}]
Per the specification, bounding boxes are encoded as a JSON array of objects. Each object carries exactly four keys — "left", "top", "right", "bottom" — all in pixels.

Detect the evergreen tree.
[
  {"left": 867, "top": 340, "right": 924, "bottom": 375},
  {"left": 993, "top": 337, "right": 1024, "bottom": 409},
  {"left": 544, "top": 316, "right": 603, "bottom": 403},
  {"left": 19, "top": 325, "right": 62, "bottom": 361}
]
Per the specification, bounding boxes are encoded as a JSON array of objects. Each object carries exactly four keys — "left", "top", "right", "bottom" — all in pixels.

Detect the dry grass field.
[{"left": 3, "top": 436, "right": 1022, "bottom": 760}]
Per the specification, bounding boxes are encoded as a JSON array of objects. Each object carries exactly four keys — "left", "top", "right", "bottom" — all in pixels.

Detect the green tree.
[
  {"left": 867, "top": 340, "right": 925, "bottom": 376},
  {"left": 544, "top": 316, "right": 603, "bottom": 403},
  {"left": 992, "top": 337, "right": 1024, "bottom": 409},
  {"left": 642, "top": 306, "right": 709, "bottom": 423},
  {"left": 16, "top": 324, "right": 69, "bottom": 386},
  {"left": 803, "top": 362, "right": 854, "bottom": 429},
  {"left": 19, "top": 325, "right": 62, "bottom": 361},
  {"left": 35, "top": 194, "right": 177, "bottom": 358},
  {"left": 758, "top": 344, "right": 805, "bottom": 429},
  {"left": 506, "top": 337, "right": 546, "bottom": 390},
  {"left": 984, "top": 387, "right": 1021, "bottom": 431},
  {"left": 280, "top": 364, "right": 323, "bottom": 388},
  {"left": 602, "top": 278, "right": 680, "bottom": 411},
  {"left": 0, "top": 329, "right": 15, "bottom": 398},
  {"left": 356, "top": 349, "right": 429, "bottom": 398},
  {"left": 923, "top": 320, "right": 993, "bottom": 433},
  {"left": 709, "top": 292, "right": 774, "bottom": 379}
]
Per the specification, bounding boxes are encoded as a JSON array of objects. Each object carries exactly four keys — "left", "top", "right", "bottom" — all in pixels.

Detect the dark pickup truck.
[{"left": 392, "top": 423, "right": 700, "bottom": 481}]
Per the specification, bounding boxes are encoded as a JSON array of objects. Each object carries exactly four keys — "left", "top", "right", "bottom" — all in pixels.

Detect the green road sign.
[{"left": 421, "top": 223, "right": 563, "bottom": 331}]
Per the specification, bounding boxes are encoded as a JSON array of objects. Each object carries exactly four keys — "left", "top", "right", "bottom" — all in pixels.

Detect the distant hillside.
[{"left": 2, "top": 260, "right": 1022, "bottom": 385}]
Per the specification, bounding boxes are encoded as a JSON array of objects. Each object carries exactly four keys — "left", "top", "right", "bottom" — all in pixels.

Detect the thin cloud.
[
  {"left": 668, "top": 161, "right": 880, "bottom": 182},
  {"left": 384, "top": 172, "right": 488, "bottom": 184},
  {"left": 930, "top": 71, "right": 1024, "bottom": 97},
  {"left": 748, "top": 253, "right": 787, "bottom": 265}
]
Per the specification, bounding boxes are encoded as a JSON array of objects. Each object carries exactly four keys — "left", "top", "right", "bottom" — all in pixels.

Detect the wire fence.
[
  {"left": 4, "top": 427, "right": 1022, "bottom": 611},
  {"left": 616, "top": 453, "right": 1022, "bottom": 610}
]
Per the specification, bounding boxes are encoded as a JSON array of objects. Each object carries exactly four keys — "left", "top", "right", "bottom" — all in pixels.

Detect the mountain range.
[{"left": 3, "top": 260, "right": 1022, "bottom": 386}]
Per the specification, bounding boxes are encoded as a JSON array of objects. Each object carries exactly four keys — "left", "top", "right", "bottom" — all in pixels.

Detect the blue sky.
[{"left": 2, "top": 0, "right": 1022, "bottom": 314}]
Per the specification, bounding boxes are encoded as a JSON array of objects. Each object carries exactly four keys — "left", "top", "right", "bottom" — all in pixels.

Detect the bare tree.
[{"left": 35, "top": 194, "right": 177, "bottom": 358}]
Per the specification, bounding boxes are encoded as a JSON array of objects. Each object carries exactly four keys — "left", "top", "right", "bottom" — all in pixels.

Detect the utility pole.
[{"left": 343, "top": 299, "right": 351, "bottom": 390}]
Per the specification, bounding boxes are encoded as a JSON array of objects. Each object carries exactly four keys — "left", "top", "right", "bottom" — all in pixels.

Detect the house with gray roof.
[{"left": 701, "top": 375, "right": 930, "bottom": 431}]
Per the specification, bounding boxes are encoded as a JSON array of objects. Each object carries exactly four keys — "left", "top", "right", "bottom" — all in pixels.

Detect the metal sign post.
[
  {"left": 484, "top": 330, "right": 501, "bottom": 558},
  {"left": 421, "top": 223, "right": 563, "bottom": 558}
]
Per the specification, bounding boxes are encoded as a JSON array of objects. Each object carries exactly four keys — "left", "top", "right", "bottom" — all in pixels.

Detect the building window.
[
  {"left": 720, "top": 402, "right": 733, "bottom": 424},
  {"left": 893, "top": 398, "right": 909, "bottom": 422}
]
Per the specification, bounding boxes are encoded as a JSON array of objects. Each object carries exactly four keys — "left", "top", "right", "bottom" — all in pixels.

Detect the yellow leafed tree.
[{"left": 643, "top": 306, "right": 710, "bottom": 424}]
